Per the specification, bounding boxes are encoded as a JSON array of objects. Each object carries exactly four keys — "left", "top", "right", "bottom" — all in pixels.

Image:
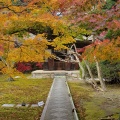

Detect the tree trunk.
[
  {"left": 78, "top": 61, "right": 85, "bottom": 80},
  {"left": 84, "top": 60, "right": 97, "bottom": 86},
  {"left": 96, "top": 60, "right": 106, "bottom": 91},
  {"left": 7, "top": 76, "right": 14, "bottom": 81},
  {"left": 70, "top": 44, "right": 85, "bottom": 81},
  {"left": 74, "top": 54, "right": 85, "bottom": 80}
]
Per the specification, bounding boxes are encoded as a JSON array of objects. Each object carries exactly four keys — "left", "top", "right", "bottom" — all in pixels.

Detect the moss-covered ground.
[
  {"left": 68, "top": 81, "right": 120, "bottom": 120},
  {"left": 0, "top": 74, "right": 52, "bottom": 120}
]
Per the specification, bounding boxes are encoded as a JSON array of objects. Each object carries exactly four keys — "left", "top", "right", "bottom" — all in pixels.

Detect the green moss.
[
  {"left": 0, "top": 74, "right": 52, "bottom": 120},
  {"left": 0, "top": 107, "right": 42, "bottom": 120},
  {"left": 68, "top": 81, "right": 120, "bottom": 120},
  {"left": 84, "top": 101, "right": 106, "bottom": 120}
]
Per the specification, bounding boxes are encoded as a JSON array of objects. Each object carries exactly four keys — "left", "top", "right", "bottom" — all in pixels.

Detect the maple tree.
[
  {"left": 67, "top": 0, "right": 120, "bottom": 39},
  {"left": 82, "top": 38, "right": 120, "bottom": 89},
  {"left": 16, "top": 62, "right": 43, "bottom": 73},
  {"left": 0, "top": 0, "right": 119, "bottom": 87},
  {"left": 0, "top": 0, "right": 79, "bottom": 79},
  {"left": 83, "top": 38, "right": 120, "bottom": 63},
  {"left": 62, "top": 0, "right": 120, "bottom": 91}
]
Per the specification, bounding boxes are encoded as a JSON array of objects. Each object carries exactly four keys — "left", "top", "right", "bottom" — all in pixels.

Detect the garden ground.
[
  {"left": 0, "top": 74, "right": 52, "bottom": 120},
  {"left": 0, "top": 74, "right": 120, "bottom": 120},
  {"left": 68, "top": 80, "right": 120, "bottom": 120}
]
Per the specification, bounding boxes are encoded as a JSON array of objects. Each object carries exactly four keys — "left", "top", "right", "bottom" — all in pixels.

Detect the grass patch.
[
  {"left": 68, "top": 81, "right": 120, "bottom": 120},
  {"left": 0, "top": 74, "right": 53, "bottom": 120}
]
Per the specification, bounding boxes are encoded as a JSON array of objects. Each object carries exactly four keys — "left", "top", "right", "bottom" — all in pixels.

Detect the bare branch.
[
  {"left": 0, "top": 5, "right": 28, "bottom": 15},
  {"left": 0, "top": 56, "right": 9, "bottom": 67},
  {"left": 54, "top": 55, "right": 78, "bottom": 63}
]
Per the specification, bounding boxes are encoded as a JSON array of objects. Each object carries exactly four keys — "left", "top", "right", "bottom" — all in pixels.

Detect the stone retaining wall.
[{"left": 32, "top": 70, "right": 80, "bottom": 80}]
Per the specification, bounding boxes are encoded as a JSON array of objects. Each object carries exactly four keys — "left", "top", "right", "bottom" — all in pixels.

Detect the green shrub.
[
  {"left": 100, "top": 61, "right": 120, "bottom": 83},
  {"left": 83, "top": 61, "right": 120, "bottom": 83}
]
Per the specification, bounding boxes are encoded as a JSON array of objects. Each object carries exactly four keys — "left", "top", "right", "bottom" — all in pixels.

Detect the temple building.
[{"left": 43, "top": 40, "right": 92, "bottom": 71}]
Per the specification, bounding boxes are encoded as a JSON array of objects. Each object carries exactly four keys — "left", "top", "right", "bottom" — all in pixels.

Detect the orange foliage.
[
  {"left": 0, "top": 0, "right": 77, "bottom": 76},
  {"left": 83, "top": 37, "right": 120, "bottom": 63}
]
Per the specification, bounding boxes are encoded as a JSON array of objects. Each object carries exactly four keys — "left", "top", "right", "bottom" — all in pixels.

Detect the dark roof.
[{"left": 75, "top": 40, "right": 92, "bottom": 48}]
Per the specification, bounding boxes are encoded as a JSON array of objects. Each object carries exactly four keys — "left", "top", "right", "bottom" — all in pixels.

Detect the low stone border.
[
  {"left": 2, "top": 104, "right": 15, "bottom": 107},
  {"left": 40, "top": 78, "right": 55, "bottom": 120},
  {"left": 16, "top": 104, "right": 29, "bottom": 108},
  {"left": 31, "top": 104, "right": 39, "bottom": 107},
  {"left": 65, "top": 80, "right": 79, "bottom": 120},
  {"left": 2, "top": 103, "right": 43, "bottom": 108}
]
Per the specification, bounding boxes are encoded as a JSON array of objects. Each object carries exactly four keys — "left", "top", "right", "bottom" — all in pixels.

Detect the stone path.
[{"left": 40, "top": 75, "right": 75, "bottom": 120}]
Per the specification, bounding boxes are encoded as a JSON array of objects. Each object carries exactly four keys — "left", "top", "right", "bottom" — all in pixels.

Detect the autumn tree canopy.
[
  {"left": 0, "top": 0, "right": 87, "bottom": 76},
  {"left": 0, "top": 0, "right": 101, "bottom": 62},
  {"left": 0, "top": 0, "right": 120, "bottom": 80}
]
